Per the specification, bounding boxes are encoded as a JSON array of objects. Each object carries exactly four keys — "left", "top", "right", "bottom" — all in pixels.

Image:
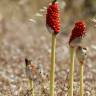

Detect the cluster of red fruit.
[
  {"left": 69, "top": 21, "right": 86, "bottom": 44},
  {"left": 46, "top": 2, "right": 60, "bottom": 34}
]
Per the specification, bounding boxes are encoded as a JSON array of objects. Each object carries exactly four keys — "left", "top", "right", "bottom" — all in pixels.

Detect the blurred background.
[{"left": 0, "top": 0, "right": 96, "bottom": 96}]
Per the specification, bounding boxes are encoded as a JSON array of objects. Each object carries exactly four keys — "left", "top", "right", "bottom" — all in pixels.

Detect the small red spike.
[{"left": 69, "top": 21, "right": 86, "bottom": 46}]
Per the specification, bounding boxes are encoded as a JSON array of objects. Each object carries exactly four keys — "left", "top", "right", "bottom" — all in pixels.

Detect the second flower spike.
[{"left": 69, "top": 21, "right": 86, "bottom": 47}]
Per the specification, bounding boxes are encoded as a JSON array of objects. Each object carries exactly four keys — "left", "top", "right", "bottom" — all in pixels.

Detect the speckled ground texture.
[{"left": 0, "top": 0, "right": 96, "bottom": 96}]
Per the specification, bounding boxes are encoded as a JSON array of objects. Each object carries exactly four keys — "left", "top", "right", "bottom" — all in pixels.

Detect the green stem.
[
  {"left": 50, "top": 33, "right": 56, "bottom": 96},
  {"left": 52, "top": 0, "right": 57, "bottom": 3},
  {"left": 68, "top": 47, "right": 75, "bottom": 96},
  {"left": 29, "top": 79, "right": 34, "bottom": 96},
  {"left": 80, "top": 64, "right": 84, "bottom": 96}
]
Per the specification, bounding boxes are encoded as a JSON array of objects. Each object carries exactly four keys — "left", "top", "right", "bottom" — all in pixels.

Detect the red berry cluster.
[
  {"left": 69, "top": 21, "right": 86, "bottom": 44},
  {"left": 46, "top": 2, "right": 60, "bottom": 34}
]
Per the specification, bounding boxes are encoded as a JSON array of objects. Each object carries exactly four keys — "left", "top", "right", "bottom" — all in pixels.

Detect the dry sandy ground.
[
  {"left": 0, "top": 0, "right": 96, "bottom": 95},
  {"left": 0, "top": 17, "right": 96, "bottom": 96}
]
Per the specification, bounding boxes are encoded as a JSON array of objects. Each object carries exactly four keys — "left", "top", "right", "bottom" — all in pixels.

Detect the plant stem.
[
  {"left": 68, "top": 47, "right": 75, "bottom": 96},
  {"left": 52, "top": 0, "right": 57, "bottom": 3},
  {"left": 50, "top": 33, "right": 56, "bottom": 96},
  {"left": 29, "top": 79, "right": 34, "bottom": 96},
  {"left": 80, "top": 63, "right": 84, "bottom": 96}
]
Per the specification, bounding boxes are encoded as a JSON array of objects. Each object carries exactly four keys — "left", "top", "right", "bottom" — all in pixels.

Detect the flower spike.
[
  {"left": 46, "top": 1, "right": 60, "bottom": 34},
  {"left": 69, "top": 21, "right": 86, "bottom": 47}
]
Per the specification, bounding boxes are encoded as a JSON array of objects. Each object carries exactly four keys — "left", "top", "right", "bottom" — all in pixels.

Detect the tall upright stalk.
[
  {"left": 76, "top": 46, "right": 87, "bottom": 96},
  {"left": 68, "top": 47, "right": 75, "bottom": 96},
  {"left": 29, "top": 79, "right": 34, "bottom": 96},
  {"left": 50, "top": 33, "right": 56, "bottom": 96},
  {"left": 80, "top": 63, "right": 84, "bottom": 96},
  {"left": 68, "top": 21, "right": 86, "bottom": 96}
]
